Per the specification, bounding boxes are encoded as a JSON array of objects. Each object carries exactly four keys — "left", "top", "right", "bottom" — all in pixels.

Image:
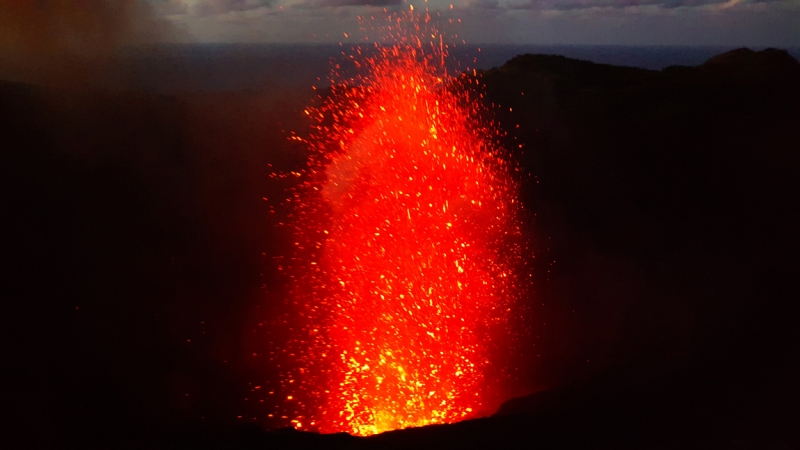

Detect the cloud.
[
  {"left": 471, "top": 0, "right": 735, "bottom": 10},
  {"left": 192, "top": 0, "right": 276, "bottom": 16},
  {"left": 290, "top": 0, "right": 403, "bottom": 9},
  {"left": 153, "top": 0, "right": 191, "bottom": 16},
  {"left": 144, "top": 0, "right": 798, "bottom": 46},
  {"left": 471, "top": 0, "right": 502, "bottom": 8},
  {"left": 321, "top": 0, "right": 403, "bottom": 6}
]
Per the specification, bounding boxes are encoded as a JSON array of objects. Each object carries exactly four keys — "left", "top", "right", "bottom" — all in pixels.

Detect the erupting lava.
[{"left": 272, "top": 9, "right": 527, "bottom": 436}]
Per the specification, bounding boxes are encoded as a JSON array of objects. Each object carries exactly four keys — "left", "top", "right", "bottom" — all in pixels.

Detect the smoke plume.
[{"left": 0, "top": 0, "right": 177, "bottom": 88}]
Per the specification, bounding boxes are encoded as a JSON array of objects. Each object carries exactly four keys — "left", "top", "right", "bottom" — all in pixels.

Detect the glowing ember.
[{"left": 273, "top": 10, "right": 527, "bottom": 436}]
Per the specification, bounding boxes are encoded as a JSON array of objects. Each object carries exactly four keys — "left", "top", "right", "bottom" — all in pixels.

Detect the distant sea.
[{"left": 119, "top": 44, "right": 800, "bottom": 94}]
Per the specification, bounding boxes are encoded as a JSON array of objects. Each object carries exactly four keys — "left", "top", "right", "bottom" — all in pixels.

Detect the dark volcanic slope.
[
  {"left": 477, "top": 48, "right": 800, "bottom": 448},
  {"left": 2, "top": 48, "right": 799, "bottom": 449},
  {"left": 0, "top": 80, "right": 308, "bottom": 448},
  {"left": 482, "top": 47, "right": 800, "bottom": 371},
  {"left": 484, "top": 47, "right": 800, "bottom": 394}
]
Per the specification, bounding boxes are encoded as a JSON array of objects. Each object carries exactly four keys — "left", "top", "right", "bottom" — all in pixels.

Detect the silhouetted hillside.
[
  {"left": 476, "top": 47, "right": 800, "bottom": 448},
  {"left": 0, "top": 79, "right": 308, "bottom": 448},
  {"left": 701, "top": 47, "right": 800, "bottom": 84}
]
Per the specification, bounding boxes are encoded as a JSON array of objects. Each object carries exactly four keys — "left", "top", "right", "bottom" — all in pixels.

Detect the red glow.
[{"left": 274, "top": 11, "right": 527, "bottom": 436}]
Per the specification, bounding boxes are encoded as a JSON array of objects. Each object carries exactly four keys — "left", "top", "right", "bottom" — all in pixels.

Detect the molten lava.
[{"left": 274, "top": 11, "right": 527, "bottom": 436}]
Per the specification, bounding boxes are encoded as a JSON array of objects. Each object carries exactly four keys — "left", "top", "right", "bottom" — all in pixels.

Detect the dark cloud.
[
  {"left": 292, "top": 0, "right": 402, "bottom": 9},
  {"left": 658, "top": 0, "right": 730, "bottom": 9},
  {"left": 298, "top": 0, "right": 403, "bottom": 9},
  {"left": 475, "top": 0, "right": 730, "bottom": 10},
  {"left": 154, "top": 0, "right": 191, "bottom": 15},
  {"left": 192, "top": 0, "right": 275, "bottom": 16},
  {"left": 322, "top": 0, "right": 403, "bottom": 6},
  {"left": 472, "top": 0, "right": 502, "bottom": 9}
]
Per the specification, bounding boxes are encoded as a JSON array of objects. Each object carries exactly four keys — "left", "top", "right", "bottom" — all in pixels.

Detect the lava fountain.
[{"left": 273, "top": 10, "right": 528, "bottom": 436}]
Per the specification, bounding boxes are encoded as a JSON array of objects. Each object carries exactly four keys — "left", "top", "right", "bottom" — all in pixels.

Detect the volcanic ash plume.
[
  {"left": 0, "top": 0, "right": 175, "bottom": 87},
  {"left": 276, "top": 14, "right": 528, "bottom": 436}
]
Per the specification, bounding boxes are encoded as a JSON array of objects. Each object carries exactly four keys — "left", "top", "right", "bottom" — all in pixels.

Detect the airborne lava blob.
[{"left": 275, "top": 12, "right": 528, "bottom": 436}]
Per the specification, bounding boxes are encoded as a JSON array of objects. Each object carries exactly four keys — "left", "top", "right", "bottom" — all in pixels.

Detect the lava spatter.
[{"left": 273, "top": 10, "right": 528, "bottom": 436}]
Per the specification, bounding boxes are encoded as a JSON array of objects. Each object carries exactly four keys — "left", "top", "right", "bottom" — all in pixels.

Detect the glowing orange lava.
[{"left": 275, "top": 10, "right": 527, "bottom": 436}]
